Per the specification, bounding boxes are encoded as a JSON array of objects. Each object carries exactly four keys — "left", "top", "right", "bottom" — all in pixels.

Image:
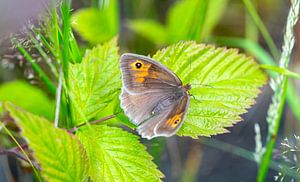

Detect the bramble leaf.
[
  {"left": 5, "top": 103, "right": 88, "bottom": 182},
  {"left": 76, "top": 124, "right": 163, "bottom": 181},
  {"left": 68, "top": 38, "right": 121, "bottom": 124},
  {"left": 152, "top": 41, "right": 267, "bottom": 137}
]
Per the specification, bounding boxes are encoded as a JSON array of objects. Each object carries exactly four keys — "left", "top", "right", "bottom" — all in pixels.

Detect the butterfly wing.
[
  {"left": 119, "top": 53, "right": 189, "bottom": 139},
  {"left": 120, "top": 53, "right": 182, "bottom": 94},
  {"left": 120, "top": 88, "right": 176, "bottom": 125},
  {"left": 137, "top": 92, "right": 190, "bottom": 139}
]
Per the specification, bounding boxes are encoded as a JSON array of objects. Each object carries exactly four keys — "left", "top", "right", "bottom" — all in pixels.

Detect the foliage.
[
  {"left": 152, "top": 41, "right": 266, "bottom": 137},
  {"left": 3, "top": 0, "right": 296, "bottom": 181},
  {"left": 68, "top": 38, "right": 121, "bottom": 125},
  {"left": 4, "top": 102, "right": 163, "bottom": 181},
  {"left": 71, "top": 0, "right": 119, "bottom": 44},
  {"left": 129, "top": 0, "right": 228, "bottom": 45},
  {"left": 76, "top": 125, "right": 163, "bottom": 181},
  {"left": 0, "top": 80, "right": 54, "bottom": 120},
  {"left": 5, "top": 102, "right": 88, "bottom": 182}
]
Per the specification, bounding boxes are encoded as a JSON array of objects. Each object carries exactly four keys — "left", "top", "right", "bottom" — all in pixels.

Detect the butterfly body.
[{"left": 119, "top": 53, "right": 190, "bottom": 139}]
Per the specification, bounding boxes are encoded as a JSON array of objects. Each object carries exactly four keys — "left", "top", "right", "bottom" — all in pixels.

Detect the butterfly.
[{"left": 119, "top": 53, "right": 191, "bottom": 139}]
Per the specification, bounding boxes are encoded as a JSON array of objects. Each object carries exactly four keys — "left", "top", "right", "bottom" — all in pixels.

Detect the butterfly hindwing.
[
  {"left": 120, "top": 88, "right": 174, "bottom": 125},
  {"left": 136, "top": 92, "right": 189, "bottom": 139}
]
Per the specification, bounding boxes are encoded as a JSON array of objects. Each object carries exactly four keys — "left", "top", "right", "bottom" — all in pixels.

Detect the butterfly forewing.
[{"left": 120, "top": 53, "right": 182, "bottom": 93}]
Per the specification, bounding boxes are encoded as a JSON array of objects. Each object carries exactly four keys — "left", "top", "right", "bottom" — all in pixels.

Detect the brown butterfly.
[{"left": 119, "top": 53, "right": 191, "bottom": 139}]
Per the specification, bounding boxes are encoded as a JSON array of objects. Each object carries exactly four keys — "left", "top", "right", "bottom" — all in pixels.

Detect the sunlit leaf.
[
  {"left": 76, "top": 124, "right": 163, "bottom": 181},
  {"left": 0, "top": 80, "right": 54, "bottom": 120},
  {"left": 71, "top": 3, "right": 119, "bottom": 44},
  {"left": 152, "top": 41, "right": 267, "bottom": 137},
  {"left": 5, "top": 102, "right": 88, "bottom": 182},
  {"left": 68, "top": 38, "right": 121, "bottom": 124}
]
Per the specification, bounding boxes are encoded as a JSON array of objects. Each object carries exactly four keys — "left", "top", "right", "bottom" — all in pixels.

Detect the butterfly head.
[{"left": 183, "top": 84, "right": 191, "bottom": 93}]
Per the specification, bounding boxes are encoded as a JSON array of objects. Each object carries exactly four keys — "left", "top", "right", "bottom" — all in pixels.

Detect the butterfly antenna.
[
  {"left": 190, "top": 83, "right": 214, "bottom": 88},
  {"left": 190, "top": 94, "right": 202, "bottom": 103}
]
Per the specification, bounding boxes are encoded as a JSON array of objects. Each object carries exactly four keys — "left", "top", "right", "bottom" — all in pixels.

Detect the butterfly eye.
[
  {"left": 174, "top": 120, "right": 179, "bottom": 125},
  {"left": 135, "top": 62, "right": 142, "bottom": 69}
]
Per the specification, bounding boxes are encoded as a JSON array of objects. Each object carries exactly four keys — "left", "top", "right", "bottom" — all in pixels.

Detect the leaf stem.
[{"left": 69, "top": 114, "right": 116, "bottom": 133}]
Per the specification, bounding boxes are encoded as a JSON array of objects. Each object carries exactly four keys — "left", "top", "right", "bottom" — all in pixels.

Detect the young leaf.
[
  {"left": 71, "top": 3, "right": 119, "bottom": 44},
  {"left": 4, "top": 102, "right": 88, "bottom": 182},
  {"left": 0, "top": 80, "right": 55, "bottom": 120},
  {"left": 68, "top": 38, "right": 121, "bottom": 124},
  {"left": 76, "top": 124, "right": 163, "bottom": 181},
  {"left": 152, "top": 41, "right": 267, "bottom": 137}
]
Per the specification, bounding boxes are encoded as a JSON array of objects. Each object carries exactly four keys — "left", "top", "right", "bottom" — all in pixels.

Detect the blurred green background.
[{"left": 0, "top": 0, "right": 299, "bottom": 181}]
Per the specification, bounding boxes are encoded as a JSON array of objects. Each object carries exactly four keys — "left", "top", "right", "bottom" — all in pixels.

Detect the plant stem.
[
  {"left": 257, "top": 0, "right": 300, "bottom": 181},
  {"left": 54, "top": 67, "right": 63, "bottom": 127},
  {"left": 29, "top": 31, "right": 59, "bottom": 78},
  {"left": 69, "top": 115, "right": 116, "bottom": 133},
  {"left": 243, "top": 0, "right": 280, "bottom": 60},
  {"left": 11, "top": 38, "right": 56, "bottom": 95}
]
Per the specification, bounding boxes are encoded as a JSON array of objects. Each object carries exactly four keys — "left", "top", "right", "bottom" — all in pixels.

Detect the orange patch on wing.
[
  {"left": 130, "top": 60, "right": 151, "bottom": 83},
  {"left": 166, "top": 113, "right": 183, "bottom": 128}
]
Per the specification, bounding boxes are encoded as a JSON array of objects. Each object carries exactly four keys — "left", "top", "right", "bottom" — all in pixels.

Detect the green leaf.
[
  {"left": 71, "top": 4, "right": 119, "bottom": 44},
  {"left": 76, "top": 124, "right": 163, "bottom": 181},
  {"left": 152, "top": 41, "right": 267, "bottom": 137},
  {"left": 0, "top": 80, "right": 55, "bottom": 120},
  {"left": 167, "top": 0, "right": 208, "bottom": 42},
  {"left": 128, "top": 0, "right": 228, "bottom": 45},
  {"left": 4, "top": 102, "right": 88, "bottom": 182},
  {"left": 68, "top": 38, "right": 121, "bottom": 124},
  {"left": 128, "top": 20, "right": 167, "bottom": 45}
]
